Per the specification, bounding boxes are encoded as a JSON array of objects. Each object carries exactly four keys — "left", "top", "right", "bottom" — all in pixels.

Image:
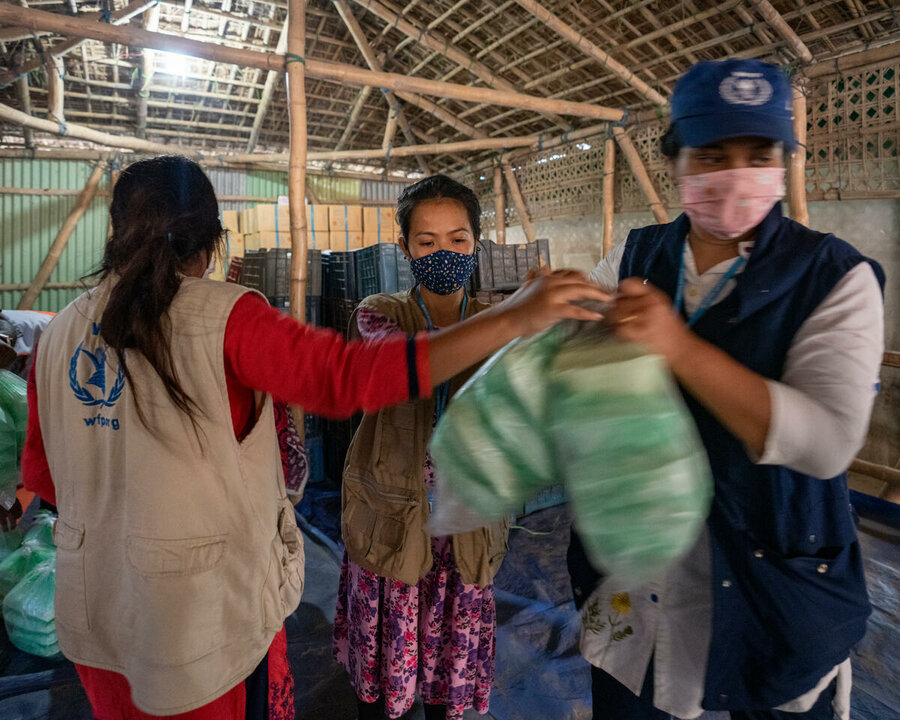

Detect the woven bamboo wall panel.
[{"left": 468, "top": 59, "right": 900, "bottom": 224}]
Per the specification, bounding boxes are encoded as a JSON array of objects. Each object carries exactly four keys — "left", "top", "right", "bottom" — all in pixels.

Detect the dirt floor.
[{"left": 0, "top": 501, "right": 897, "bottom": 720}]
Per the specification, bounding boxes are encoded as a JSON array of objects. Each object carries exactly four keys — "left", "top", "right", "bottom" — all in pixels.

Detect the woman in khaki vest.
[
  {"left": 22, "top": 157, "right": 606, "bottom": 720},
  {"left": 334, "top": 176, "right": 513, "bottom": 720}
]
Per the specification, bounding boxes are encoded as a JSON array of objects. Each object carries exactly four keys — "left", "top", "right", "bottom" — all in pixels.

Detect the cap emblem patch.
[{"left": 719, "top": 71, "right": 773, "bottom": 106}]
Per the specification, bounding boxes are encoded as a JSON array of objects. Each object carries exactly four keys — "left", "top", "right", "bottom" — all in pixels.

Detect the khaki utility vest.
[
  {"left": 341, "top": 290, "right": 509, "bottom": 588},
  {"left": 35, "top": 277, "right": 304, "bottom": 716}
]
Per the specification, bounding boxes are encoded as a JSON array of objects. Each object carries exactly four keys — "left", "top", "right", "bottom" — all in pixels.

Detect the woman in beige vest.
[
  {"left": 22, "top": 157, "right": 606, "bottom": 720},
  {"left": 334, "top": 176, "right": 512, "bottom": 720}
]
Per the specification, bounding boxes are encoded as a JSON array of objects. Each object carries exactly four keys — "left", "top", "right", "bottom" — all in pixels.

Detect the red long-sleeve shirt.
[{"left": 20, "top": 292, "right": 430, "bottom": 720}]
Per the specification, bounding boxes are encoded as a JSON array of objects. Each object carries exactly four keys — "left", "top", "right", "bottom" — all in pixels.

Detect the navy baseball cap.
[{"left": 670, "top": 59, "right": 796, "bottom": 150}]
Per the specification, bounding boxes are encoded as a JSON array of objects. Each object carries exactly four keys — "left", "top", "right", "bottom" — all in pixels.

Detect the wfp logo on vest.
[{"left": 69, "top": 323, "right": 125, "bottom": 430}]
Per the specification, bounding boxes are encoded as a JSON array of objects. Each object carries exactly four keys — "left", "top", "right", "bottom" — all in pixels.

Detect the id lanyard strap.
[
  {"left": 415, "top": 286, "right": 467, "bottom": 421},
  {"left": 673, "top": 242, "right": 746, "bottom": 328}
]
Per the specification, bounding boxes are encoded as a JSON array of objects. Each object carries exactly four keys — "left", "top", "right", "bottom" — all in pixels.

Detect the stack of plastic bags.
[
  {"left": 1, "top": 510, "right": 60, "bottom": 658},
  {"left": 430, "top": 315, "right": 713, "bottom": 589},
  {"left": 0, "top": 370, "right": 27, "bottom": 513}
]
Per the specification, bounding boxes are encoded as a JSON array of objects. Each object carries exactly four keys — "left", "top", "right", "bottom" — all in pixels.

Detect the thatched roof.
[{"left": 0, "top": 0, "right": 898, "bottom": 177}]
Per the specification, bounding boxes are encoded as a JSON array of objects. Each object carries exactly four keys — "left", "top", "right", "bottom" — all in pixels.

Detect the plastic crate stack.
[{"left": 474, "top": 239, "right": 551, "bottom": 292}]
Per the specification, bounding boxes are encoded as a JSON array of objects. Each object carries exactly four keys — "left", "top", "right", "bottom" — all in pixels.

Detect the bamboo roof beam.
[
  {"left": 136, "top": 2, "right": 161, "bottom": 139},
  {"left": 347, "top": 0, "right": 570, "bottom": 131},
  {"left": 12, "top": 49, "right": 35, "bottom": 149},
  {"left": 332, "top": 0, "right": 430, "bottom": 172},
  {"left": 511, "top": 0, "right": 667, "bottom": 107},
  {"left": 246, "top": 14, "right": 288, "bottom": 152},
  {"left": 46, "top": 54, "right": 65, "bottom": 127},
  {"left": 3, "top": 0, "right": 160, "bottom": 81},
  {"left": 333, "top": 85, "right": 373, "bottom": 152},
  {"left": 746, "top": 0, "right": 814, "bottom": 64},
  {"left": 156, "top": 0, "right": 284, "bottom": 32},
  {"left": 0, "top": 4, "right": 623, "bottom": 122}
]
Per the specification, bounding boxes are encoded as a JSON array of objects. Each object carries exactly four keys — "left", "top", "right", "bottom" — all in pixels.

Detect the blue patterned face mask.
[{"left": 409, "top": 249, "right": 477, "bottom": 295}]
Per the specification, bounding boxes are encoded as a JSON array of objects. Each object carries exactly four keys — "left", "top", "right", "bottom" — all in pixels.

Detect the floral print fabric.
[{"left": 332, "top": 307, "right": 496, "bottom": 719}]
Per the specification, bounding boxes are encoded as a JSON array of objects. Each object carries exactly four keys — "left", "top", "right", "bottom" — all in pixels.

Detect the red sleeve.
[
  {"left": 21, "top": 350, "right": 56, "bottom": 506},
  {"left": 224, "top": 294, "right": 431, "bottom": 419}
]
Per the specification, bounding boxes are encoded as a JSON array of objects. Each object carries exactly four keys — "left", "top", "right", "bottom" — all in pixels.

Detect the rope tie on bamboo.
[
  {"left": 537, "top": 134, "right": 544, "bottom": 151},
  {"left": 284, "top": 53, "right": 305, "bottom": 66},
  {"left": 57, "top": 119, "right": 68, "bottom": 136},
  {"left": 101, "top": 8, "right": 111, "bottom": 23},
  {"left": 385, "top": 142, "right": 392, "bottom": 162},
  {"left": 614, "top": 108, "right": 630, "bottom": 128}
]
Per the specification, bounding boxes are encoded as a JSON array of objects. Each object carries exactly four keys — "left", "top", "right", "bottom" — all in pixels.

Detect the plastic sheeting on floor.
[{"left": 1, "top": 506, "right": 897, "bottom": 719}]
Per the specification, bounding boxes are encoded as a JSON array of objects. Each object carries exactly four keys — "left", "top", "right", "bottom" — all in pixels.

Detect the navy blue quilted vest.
[{"left": 619, "top": 204, "right": 884, "bottom": 710}]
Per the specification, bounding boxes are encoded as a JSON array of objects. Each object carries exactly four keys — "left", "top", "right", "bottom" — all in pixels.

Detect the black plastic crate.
[
  {"left": 474, "top": 244, "right": 493, "bottom": 290},
  {"left": 323, "top": 251, "right": 358, "bottom": 299},
  {"left": 307, "top": 249, "right": 323, "bottom": 297},
  {"left": 489, "top": 242, "right": 518, "bottom": 289},
  {"left": 355, "top": 244, "right": 412, "bottom": 297},
  {"left": 323, "top": 414, "right": 362, "bottom": 484},
  {"left": 537, "top": 238, "right": 551, "bottom": 267},
  {"left": 261, "top": 248, "right": 323, "bottom": 297},
  {"left": 305, "top": 435, "right": 325, "bottom": 485},
  {"left": 323, "top": 297, "right": 359, "bottom": 337},
  {"left": 241, "top": 250, "right": 266, "bottom": 292},
  {"left": 267, "top": 295, "right": 322, "bottom": 326},
  {"left": 515, "top": 244, "right": 529, "bottom": 283}
]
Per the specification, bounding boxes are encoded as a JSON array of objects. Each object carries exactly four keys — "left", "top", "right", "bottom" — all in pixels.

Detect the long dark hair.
[
  {"left": 95, "top": 156, "right": 223, "bottom": 428},
  {"left": 396, "top": 174, "right": 481, "bottom": 248}
]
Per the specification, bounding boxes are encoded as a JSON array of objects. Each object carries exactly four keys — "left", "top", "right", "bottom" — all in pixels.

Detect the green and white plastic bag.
[
  {"left": 429, "top": 316, "right": 713, "bottom": 588},
  {"left": 3, "top": 560, "right": 61, "bottom": 658}
]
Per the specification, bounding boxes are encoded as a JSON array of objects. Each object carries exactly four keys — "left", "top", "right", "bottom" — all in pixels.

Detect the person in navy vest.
[{"left": 572, "top": 59, "right": 885, "bottom": 720}]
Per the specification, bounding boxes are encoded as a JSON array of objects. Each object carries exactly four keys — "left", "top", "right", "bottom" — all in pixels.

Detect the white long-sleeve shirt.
[{"left": 582, "top": 239, "right": 884, "bottom": 719}]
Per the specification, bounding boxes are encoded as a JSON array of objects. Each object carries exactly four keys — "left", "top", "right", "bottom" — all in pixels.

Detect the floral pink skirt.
[{"left": 333, "top": 535, "right": 496, "bottom": 719}]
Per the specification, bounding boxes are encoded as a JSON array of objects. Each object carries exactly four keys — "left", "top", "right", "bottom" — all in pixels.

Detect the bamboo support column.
[
  {"left": 602, "top": 135, "right": 615, "bottom": 256},
  {"left": 18, "top": 161, "right": 106, "bottom": 310},
  {"left": 612, "top": 126, "right": 669, "bottom": 224},
  {"left": 13, "top": 51, "right": 34, "bottom": 149},
  {"left": 493, "top": 165, "right": 506, "bottom": 245},
  {"left": 501, "top": 161, "right": 537, "bottom": 244},
  {"left": 789, "top": 83, "right": 809, "bottom": 227},
  {"left": 286, "top": 0, "right": 308, "bottom": 452},
  {"left": 333, "top": 86, "right": 372, "bottom": 152}
]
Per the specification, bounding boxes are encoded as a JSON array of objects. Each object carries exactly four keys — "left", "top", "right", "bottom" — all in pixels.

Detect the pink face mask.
[{"left": 679, "top": 167, "right": 786, "bottom": 240}]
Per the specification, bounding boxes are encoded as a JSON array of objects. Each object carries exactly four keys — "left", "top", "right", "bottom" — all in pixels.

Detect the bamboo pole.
[
  {"left": 0, "top": 282, "right": 95, "bottom": 292},
  {"left": 331, "top": 0, "right": 428, "bottom": 173},
  {"left": 13, "top": 53, "right": 35, "bottom": 149},
  {"left": 492, "top": 165, "right": 506, "bottom": 245},
  {"left": 612, "top": 126, "right": 669, "bottom": 224},
  {"left": 286, "top": 0, "right": 308, "bottom": 454},
  {"left": 247, "top": 15, "right": 289, "bottom": 152},
  {"left": 347, "top": 0, "right": 569, "bottom": 130},
  {"left": 0, "top": 4, "right": 622, "bottom": 121},
  {"left": 136, "top": 3, "right": 161, "bottom": 140},
  {"left": 602, "top": 135, "right": 615, "bottom": 256},
  {"left": 511, "top": 0, "right": 667, "bottom": 107},
  {"left": 46, "top": 55, "right": 65, "bottom": 127},
  {"left": 333, "top": 86, "right": 373, "bottom": 152},
  {"left": 3, "top": 0, "right": 159, "bottom": 82},
  {"left": 286, "top": 0, "right": 307, "bottom": 324},
  {"left": 746, "top": 0, "right": 814, "bottom": 63},
  {"left": 789, "top": 84, "right": 809, "bottom": 227},
  {"left": 17, "top": 161, "right": 106, "bottom": 310},
  {"left": 501, "top": 161, "right": 536, "bottom": 244}
]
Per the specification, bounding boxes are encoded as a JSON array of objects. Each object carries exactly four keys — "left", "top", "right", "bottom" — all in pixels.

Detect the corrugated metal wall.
[
  {"left": 0, "top": 160, "right": 408, "bottom": 313},
  {"left": 0, "top": 159, "right": 110, "bottom": 313}
]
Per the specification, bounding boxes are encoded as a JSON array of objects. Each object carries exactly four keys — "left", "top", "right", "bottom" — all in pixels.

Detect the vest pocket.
[
  {"left": 343, "top": 472, "right": 419, "bottom": 574},
  {"left": 126, "top": 535, "right": 227, "bottom": 666},
  {"left": 53, "top": 520, "right": 91, "bottom": 633}
]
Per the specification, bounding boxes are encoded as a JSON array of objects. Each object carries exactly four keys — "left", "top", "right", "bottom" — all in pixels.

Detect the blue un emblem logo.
[{"left": 69, "top": 323, "right": 125, "bottom": 408}]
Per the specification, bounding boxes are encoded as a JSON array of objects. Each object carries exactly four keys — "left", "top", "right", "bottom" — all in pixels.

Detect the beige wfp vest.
[
  {"left": 36, "top": 277, "right": 304, "bottom": 716},
  {"left": 342, "top": 290, "right": 509, "bottom": 588}
]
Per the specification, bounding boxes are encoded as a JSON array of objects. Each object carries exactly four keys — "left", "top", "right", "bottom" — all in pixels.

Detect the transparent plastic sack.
[
  {"left": 0, "top": 540, "right": 56, "bottom": 604},
  {"left": 0, "top": 527, "right": 23, "bottom": 564},
  {"left": 0, "top": 403, "right": 17, "bottom": 511},
  {"left": 0, "top": 370, "right": 28, "bottom": 459},
  {"left": 429, "top": 327, "right": 563, "bottom": 533},
  {"left": 22, "top": 510, "right": 56, "bottom": 548},
  {"left": 429, "top": 314, "right": 713, "bottom": 587},
  {"left": 3, "top": 559, "right": 60, "bottom": 658}
]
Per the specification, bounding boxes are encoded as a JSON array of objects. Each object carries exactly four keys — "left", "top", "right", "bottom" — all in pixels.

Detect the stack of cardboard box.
[{"left": 209, "top": 203, "right": 400, "bottom": 282}]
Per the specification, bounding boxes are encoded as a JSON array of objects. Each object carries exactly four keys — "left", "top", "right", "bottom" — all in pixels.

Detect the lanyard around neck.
[
  {"left": 674, "top": 240, "right": 746, "bottom": 328},
  {"left": 415, "top": 286, "right": 468, "bottom": 420}
]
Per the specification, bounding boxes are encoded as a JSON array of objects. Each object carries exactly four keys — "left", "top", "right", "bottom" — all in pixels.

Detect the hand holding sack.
[{"left": 429, "top": 314, "right": 713, "bottom": 588}]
